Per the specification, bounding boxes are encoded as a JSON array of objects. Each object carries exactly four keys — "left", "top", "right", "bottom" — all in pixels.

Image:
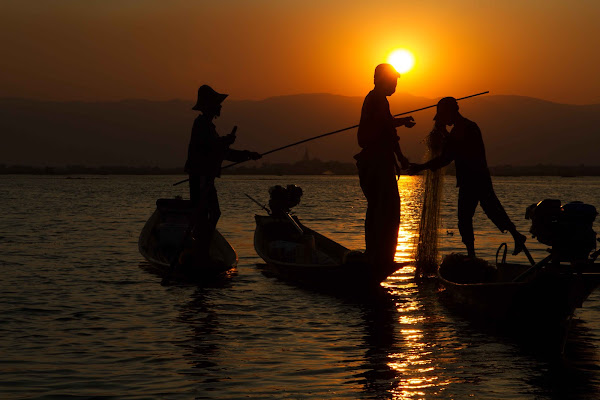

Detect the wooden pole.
[{"left": 173, "top": 91, "right": 489, "bottom": 186}]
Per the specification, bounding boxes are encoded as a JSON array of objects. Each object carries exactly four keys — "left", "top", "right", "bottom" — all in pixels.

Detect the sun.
[{"left": 388, "top": 49, "right": 415, "bottom": 74}]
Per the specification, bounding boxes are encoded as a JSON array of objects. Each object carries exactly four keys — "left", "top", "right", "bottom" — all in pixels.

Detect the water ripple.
[{"left": 1, "top": 175, "right": 599, "bottom": 399}]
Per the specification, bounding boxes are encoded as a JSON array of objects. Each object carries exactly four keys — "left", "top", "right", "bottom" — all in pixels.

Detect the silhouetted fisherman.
[
  {"left": 185, "top": 85, "right": 261, "bottom": 259},
  {"left": 355, "top": 63, "right": 416, "bottom": 266},
  {"left": 408, "top": 97, "right": 526, "bottom": 257}
]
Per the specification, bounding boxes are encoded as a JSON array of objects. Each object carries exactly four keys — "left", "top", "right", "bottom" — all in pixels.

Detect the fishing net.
[{"left": 414, "top": 126, "right": 447, "bottom": 279}]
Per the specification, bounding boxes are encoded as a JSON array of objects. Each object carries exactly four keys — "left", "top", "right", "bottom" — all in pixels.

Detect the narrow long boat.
[
  {"left": 438, "top": 200, "right": 600, "bottom": 338},
  {"left": 139, "top": 198, "right": 238, "bottom": 282},
  {"left": 437, "top": 252, "right": 600, "bottom": 328},
  {"left": 254, "top": 214, "right": 407, "bottom": 289}
]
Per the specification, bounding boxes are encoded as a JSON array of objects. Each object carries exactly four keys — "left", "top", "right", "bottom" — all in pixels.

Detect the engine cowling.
[
  {"left": 525, "top": 199, "right": 597, "bottom": 261},
  {"left": 268, "top": 185, "right": 303, "bottom": 216}
]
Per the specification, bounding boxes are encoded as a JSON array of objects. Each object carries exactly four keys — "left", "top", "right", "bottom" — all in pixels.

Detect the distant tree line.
[
  {"left": 487, "top": 164, "right": 600, "bottom": 177},
  {"left": 0, "top": 164, "right": 183, "bottom": 175},
  {"left": 226, "top": 159, "right": 357, "bottom": 175},
  {"left": 2, "top": 162, "right": 600, "bottom": 177}
]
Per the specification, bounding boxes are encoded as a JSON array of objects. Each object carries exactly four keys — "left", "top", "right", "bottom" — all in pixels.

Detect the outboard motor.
[
  {"left": 268, "top": 185, "right": 303, "bottom": 216},
  {"left": 526, "top": 199, "right": 598, "bottom": 261}
]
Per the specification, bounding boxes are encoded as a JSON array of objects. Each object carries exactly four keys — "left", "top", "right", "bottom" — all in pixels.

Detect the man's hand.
[
  {"left": 223, "top": 125, "right": 238, "bottom": 145},
  {"left": 406, "top": 163, "right": 423, "bottom": 175},
  {"left": 396, "top": 116, "right": 416, "bottom": 128},
  {"left": 404, "top": 116, "right": 416, "bottom": 128},
  {"left": 222, "top": 134, "right": 236, "bottom": 146},
  {"left": 246, "top": 151, "right": 262, "bottom": 161}
]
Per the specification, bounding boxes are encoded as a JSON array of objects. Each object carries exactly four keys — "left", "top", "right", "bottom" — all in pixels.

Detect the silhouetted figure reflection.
[
  {"left": 356, "top": 292, "right": 398, "bottom": 397},
  {"left": 176, "top": 288, "right": 221, "bottom": 373},
  {"left": 408, "top": 97, "right": 526, "bottom": 257},
  {"left": 355, "top": 63, "right": 416, "bottom": 267},
  {"left": 185, "top": 85, "right": 261, "bottom": 259}
]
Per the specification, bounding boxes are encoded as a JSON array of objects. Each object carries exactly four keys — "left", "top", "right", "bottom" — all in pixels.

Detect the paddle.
[
  {"left": 173, "top": 91, "right": 490, "bottom": 186},
  {"left": 511, "top": 254, "right": 553, "bottom": 282},
  {"left": 244, "top": 193, "right": 271, "bottom": 215},
  {"left": 521, "top": 244, "right": 536, "bottom": 266},
  {"left": 284, "top": 213, "right": 304, "bottom": 235},
  {"left": 492, "top": 241, "right": 541, "bottom": 282}
]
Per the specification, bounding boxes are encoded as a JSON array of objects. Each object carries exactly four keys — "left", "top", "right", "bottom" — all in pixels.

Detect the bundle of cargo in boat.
[{"left": 439, "top": 253, "right": 497, "bottom": 284}]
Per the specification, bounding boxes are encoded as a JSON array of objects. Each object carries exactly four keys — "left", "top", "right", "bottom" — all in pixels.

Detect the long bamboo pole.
[{"left": 172, "top": 91, "right": 489, "bottom": 186}]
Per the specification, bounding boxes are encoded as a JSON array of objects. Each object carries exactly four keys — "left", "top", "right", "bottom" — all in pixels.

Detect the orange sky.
[{"left": 1, "top": 1, "right": 598, "bottom": 104}]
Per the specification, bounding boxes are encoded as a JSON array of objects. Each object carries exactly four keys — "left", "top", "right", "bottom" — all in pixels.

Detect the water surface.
[{"left": 1, "top": 175, "right": 599, "bottom": 399}]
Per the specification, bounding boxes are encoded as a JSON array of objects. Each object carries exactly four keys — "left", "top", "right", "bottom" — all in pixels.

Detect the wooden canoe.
[
  {"left": 437, "top": 254, "right": 600, "bottom": 327},
  {"left": 138, "top": 198, "right": 238, "bottom": 282},
  {"left": 254, "top": 214, "right": 407, "bottom": 289}
]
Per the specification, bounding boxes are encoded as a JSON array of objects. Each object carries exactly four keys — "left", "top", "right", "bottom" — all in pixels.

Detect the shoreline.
[{"left": 2, "top": 164, "right": 600, "bottom": 177}]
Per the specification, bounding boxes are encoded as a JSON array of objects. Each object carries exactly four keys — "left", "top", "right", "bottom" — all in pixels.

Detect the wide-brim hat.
[
  {"left": 192, "top": 85, "right": 228, "bottom": 111},
  {"left": 433, "top": 97, "right": 459, "bottom": 120}
]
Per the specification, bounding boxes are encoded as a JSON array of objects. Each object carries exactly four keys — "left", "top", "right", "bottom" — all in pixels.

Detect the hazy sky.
[{"left": 2, "top": 0, "right": 598, "bottom": 104}]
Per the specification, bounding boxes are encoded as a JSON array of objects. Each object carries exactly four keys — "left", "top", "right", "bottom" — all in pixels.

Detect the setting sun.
[{"left": 388, "top": 49, "right": 415, "bottom": 74}]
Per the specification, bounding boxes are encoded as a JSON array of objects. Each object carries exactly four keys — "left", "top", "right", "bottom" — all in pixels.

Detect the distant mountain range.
[{"left": 1, "top": 94, "right": 598, "bottom": 167}]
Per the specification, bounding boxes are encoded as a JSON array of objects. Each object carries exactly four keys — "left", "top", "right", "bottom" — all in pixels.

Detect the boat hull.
[
  {"left": 438, "top": 258, "right": 600, "bottom": 327},
  {"left": 138, "top": 199, "right": 238, "bottom": 282},
  {"left": 254, "top": 214, "right": 406, "bottom": 289}
]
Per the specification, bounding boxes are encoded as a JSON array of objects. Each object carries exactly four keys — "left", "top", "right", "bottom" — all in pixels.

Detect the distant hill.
[{"left": 1, "top": 94, "right": 599, "bottom": 167}]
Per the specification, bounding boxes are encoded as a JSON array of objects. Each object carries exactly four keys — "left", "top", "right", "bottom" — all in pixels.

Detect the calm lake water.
[{"left": 1, "top": 174, "right": 600, "bottom": 399}]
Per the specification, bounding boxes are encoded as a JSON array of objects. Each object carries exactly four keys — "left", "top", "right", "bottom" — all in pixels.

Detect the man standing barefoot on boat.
[
  {"left": 355, "top": 63, "right": 416, "bottom": 267},
  {"left": 407, "top": 97, "right": 526, "bottom": 258},
  {"left": 185, "top": 85, "right": 261, "bottom": 261}
]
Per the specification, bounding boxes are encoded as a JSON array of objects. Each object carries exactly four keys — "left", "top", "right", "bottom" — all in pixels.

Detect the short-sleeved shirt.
[{"left": 428, "top": 117, "right": 492, "bottom": 187}]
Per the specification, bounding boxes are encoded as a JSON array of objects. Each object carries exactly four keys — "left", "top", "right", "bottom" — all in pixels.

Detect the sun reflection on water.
[
  {"left": 382, "top": 177, "right": 456, "bottom": 400},
  {"left": 394, "top": 175, "right": 423, "bottom": 264},
  {"left": 395, "top": 224, "right": 415, "bottom": 263},
  {"left": 386, "top": 319, "right": 453, "bottom": 399}
]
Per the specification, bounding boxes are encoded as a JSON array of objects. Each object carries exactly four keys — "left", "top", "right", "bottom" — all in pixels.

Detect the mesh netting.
[{"left": 414, "top": 127, "right": 447, "bottom": 279}]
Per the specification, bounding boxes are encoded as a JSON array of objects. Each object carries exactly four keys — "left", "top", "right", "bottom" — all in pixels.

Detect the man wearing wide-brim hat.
[
  {"left": 185, "top": 85, "right": 261, "bottom": 256},
  {"left": 408, "top": 97, "right": 527, "bottom": 258}
]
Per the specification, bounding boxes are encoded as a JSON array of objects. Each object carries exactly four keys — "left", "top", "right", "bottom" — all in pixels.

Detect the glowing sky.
[{"left": 1, "top": 0, "right": 598, "bottom": 104}]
